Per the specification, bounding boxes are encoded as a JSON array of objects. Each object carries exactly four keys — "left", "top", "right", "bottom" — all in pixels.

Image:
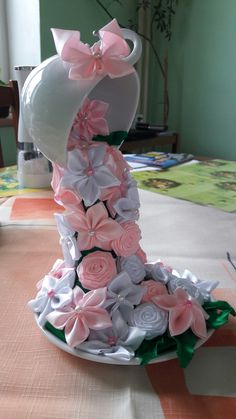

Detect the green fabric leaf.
[
  {"left": 204, "top": 300, "right": 236, "bottom": 329},
  {"left": 44, "top": 321, "right": 66, "bottom": 343},
  {"left": 80, "top": 246, "right": 112, "bottom": 257},
  {"left": 172, "top": 330, "right": 198, "bottom": 368},
  {"left": 93, "top": 131, "right": 127, "bottom": 146},
  {"left": 135, "top": 332, "right": 177, "bottom": 365}
]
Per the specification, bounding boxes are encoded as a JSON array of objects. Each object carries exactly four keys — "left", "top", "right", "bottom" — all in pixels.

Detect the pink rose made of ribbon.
[{"left": 51, "top": 19, "right": 135, "bottom": 80}]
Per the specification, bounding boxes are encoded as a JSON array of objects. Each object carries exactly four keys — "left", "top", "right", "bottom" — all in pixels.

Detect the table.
[
  {"left": 1, "top": 189, "right": 236, "bottom": 418},
  {"left": 120, "top": 131, "right": 179, "bottom": 154}
]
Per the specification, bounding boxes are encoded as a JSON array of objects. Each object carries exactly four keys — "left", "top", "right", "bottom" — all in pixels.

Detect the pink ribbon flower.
[
  {"left": 77, "top": 250, "right": 117, "bottom": 290},
  {"left": 46, "top": 286, "right": 112, "bottom": 347},
  {"left": 66, "top": 201, "right": 123, "bottom": 251},
  {"left": 154, "top": 288, "right": 209, "bottom": 339},
  {"left": 52, "top": 20, "right": 134, "bottom": 80},
  {"left": 140, "top": 280, "right": 168, "bottom": 303},
  {"left": 55, "top": 188, "right": 83, "bottom": 212},
  {"left": 111, "top": 221, "right": 142, "bottom": 257},
  {"left": 71, "top": 98, "right": 109, "bottom": 141}
]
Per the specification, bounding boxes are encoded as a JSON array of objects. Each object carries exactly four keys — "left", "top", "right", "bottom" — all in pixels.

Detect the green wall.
[
  {"left": 2, "top": 1, "right": 236, "bottom": 165},
  {"left": 39, "top": 0, "right": 137, "bottom": 60},
  {"left": 40, "top": 0, "right": 236, "bottom": 160},
  {"left": 0, "top": 127, "right": 17, "bottom": 165},
  {"left": 166, "top": 0, "right": 236, "bottom": 159}
]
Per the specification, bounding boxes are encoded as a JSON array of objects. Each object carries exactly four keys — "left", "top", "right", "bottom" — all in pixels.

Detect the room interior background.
[{"left": 0, "top": 0, "right": 236, "bottom": 166}]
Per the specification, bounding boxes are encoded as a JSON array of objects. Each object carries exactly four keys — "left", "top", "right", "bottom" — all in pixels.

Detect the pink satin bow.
[{"left": 51, "top": 19, "right": 135, "bottom": 80}]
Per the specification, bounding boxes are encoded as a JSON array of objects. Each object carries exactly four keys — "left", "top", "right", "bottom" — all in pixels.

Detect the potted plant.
[{"left": 0, "top": 78, "right": 10, "bottom": 118}]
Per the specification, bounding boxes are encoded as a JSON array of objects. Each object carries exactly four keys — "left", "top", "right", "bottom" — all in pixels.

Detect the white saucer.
[{"left": 36, "top": 317, "right": 214, "bottom": 365}]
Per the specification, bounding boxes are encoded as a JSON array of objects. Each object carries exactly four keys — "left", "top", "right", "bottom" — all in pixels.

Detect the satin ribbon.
[
  {"left": 46, "top": 286, "right": 112, "bottom": 347},
  {"left": 204, "top": 300, "right": 236, "bottom": 328},
  {"left": 63, "top": 146, "right": 121, "bottom": 207},
  {"left": 44, "top": 297, "right": 236, "bottom": 366},
  {"left": 78, "top": 326, "right": 146, "bottom": 361},
  {"left": 52, "top": 20, "right": 134, "bottom": 80},
  {"left": 135, "top": 332, "right": 177, "bottom": 366},
  {"left": 114, "top": 186, "right": 140, "bottom": 222},
  {"left": 55, "top": 213, "right": 81, "bottom": 266}
]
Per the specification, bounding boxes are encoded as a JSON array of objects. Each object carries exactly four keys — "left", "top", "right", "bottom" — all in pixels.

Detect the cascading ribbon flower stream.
[{"left": 27, "top": 19, "right": 236, "bottom": 367}]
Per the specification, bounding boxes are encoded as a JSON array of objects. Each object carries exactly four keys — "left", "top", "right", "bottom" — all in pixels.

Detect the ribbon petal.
[
  {"left": 51, "top": 28, "right": 80, "bottom": 56},
  {"left": 53, "top": 20, "right": 134, "bottom": 80}
]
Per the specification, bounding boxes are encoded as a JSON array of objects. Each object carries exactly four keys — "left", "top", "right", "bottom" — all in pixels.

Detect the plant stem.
[
  {"left": 95, "top": 0, "right": 165, "bottom": 78},
  {"left": 96, "top": 0, "right": 114, "bottom": 20}
]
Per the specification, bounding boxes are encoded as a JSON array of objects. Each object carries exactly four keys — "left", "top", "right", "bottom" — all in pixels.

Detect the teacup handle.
[{"left": 121, "top": 29, "right": 142, "bottom": 66}]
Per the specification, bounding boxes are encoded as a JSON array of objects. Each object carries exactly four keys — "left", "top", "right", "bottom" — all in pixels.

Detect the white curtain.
[{"left": 0, "top": 0, "right": 9, "bottom": 82}]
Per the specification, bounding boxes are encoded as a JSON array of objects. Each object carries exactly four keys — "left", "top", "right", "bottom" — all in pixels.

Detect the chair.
[{"left": 0, "top": 80, "right": 19, "bottom": 167}]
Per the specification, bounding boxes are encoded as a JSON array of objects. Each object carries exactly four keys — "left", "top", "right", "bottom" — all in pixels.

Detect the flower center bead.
[
  {"left": 93, "top": 50, "right": 102, "bottom": 60},
  {"left": 47, "top": 289, "right": 55, "bottom": 299},
  {"left": 88, "top": 229, "right": 95, "bottom": 237},
  {"left": 107, "top": 336, "right": 117, "bottom": 346},
  {"left": 117, "top": 294, "right": 125, "bottom": 302},
  {"left": 80, "top": 112, "right": 88, "bottom": 121},
  {"left": 85, "top": 165, "right": 94, "bottom": 176}
]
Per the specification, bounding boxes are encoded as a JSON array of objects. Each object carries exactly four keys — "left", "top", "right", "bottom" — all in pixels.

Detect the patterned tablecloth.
[{"left": 0, "top": 189, "right": 236, "bottom": 419}]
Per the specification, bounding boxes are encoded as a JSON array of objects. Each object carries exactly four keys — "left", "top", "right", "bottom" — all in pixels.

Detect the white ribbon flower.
[
  {"left": 145, "top": 260, "right": 172, "bottom": 284},
  {"left": 104, "top": 271, "right": 145, "bottom": 318},
  {"left": 55, "top": 213, "right": 81, "bottom": 267},
  {"left": 28, "top": 270, "right": 75, "bottom": 326},
  {"left": 173, "top": 269, "right": 219, "bottom": 303},
  {"left": 129, "top": 302, "right": 168, "bottom": 340},
  {"left": 118, "top": 255, "right": 146, "bottom": 284},
  {"left": 113, "top": 186, "right": 140, "bottom": 221},
  {"left": 78, "top": 310, "right": 146, "bottom": 361},
  {"left": 61, "top": 145, "right": 120, "bottom": 206}
]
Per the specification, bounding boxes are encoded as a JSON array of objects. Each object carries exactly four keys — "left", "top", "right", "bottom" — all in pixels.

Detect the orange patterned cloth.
[
  {"left": 10, "top": 197, "right": 63, "bottom": 220},
  {"left": 1, "top": 189, "right": 236, "bottom": 418}
]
